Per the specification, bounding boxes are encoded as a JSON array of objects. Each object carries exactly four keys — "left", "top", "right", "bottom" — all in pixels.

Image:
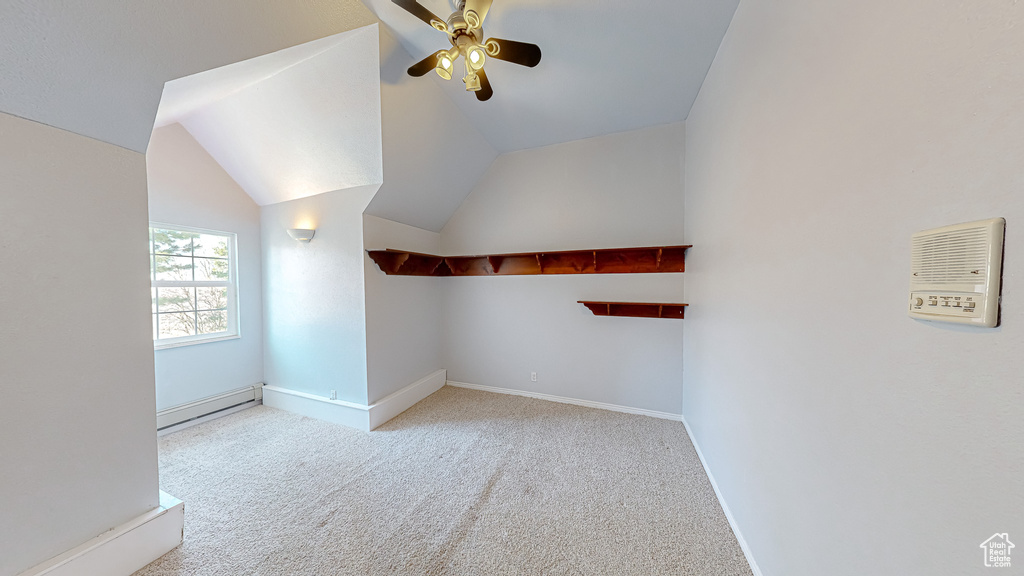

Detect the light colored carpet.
[{"left": 134, "top": 386, "right": 752, "bottom": 576}]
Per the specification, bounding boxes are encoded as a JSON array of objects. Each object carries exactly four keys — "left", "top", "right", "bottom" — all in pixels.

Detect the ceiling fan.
[{"left": 392, "top": 0, "right": 542, "bottom": 101}]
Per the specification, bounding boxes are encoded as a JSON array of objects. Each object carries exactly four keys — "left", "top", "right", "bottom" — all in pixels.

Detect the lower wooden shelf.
[{"left": 578, "top": 301, "right": 688, "bottom": 319}]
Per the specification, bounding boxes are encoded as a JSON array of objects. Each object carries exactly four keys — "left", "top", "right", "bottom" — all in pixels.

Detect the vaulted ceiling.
[
  {"left": 364, "top": 0, "right": 741, "bottom": 153},
  {"left": 0, "top": 0, "right": 379, "bottom": 153},
  {"left": 0, "top": 0, "right": 739, "bottom": 231}
]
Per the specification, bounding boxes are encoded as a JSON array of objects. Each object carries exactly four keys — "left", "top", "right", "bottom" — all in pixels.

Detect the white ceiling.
[
  {"left": 366, "top": 28, "right": 499, "bottom": 231},
  {"left": 364, "top": 0, "right": 742, "bottom": 152},
  {"left": 0, "top": 0, "right": 378, "bottom": 153},
  {"left": 1, "top": 0, "right": 740, "bottom": 229},
  {"left": 159, "top": 27, "right": 384, "bottom": 206}
]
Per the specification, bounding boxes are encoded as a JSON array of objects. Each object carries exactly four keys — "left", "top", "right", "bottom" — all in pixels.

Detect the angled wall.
[
  {"left": 161, "top": 25, "right": 384, "bottom": 207},
  {"left": 0, "top": 112, "right": 159, "bottom": 575},
  {"left": 684, "top": 1, "right": 1024, "bottom": 574}
]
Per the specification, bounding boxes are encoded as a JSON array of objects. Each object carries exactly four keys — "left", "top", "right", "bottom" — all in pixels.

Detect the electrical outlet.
[
  {"left": 530, "top": 372, "right": 537, "bottom": 382},
  {"left": 330, "top": 390, "right": 337, "bottom": 400}
]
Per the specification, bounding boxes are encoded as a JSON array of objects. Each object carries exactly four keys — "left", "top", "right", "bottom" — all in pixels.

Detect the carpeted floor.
[{"left": 134, "top": 386, "right": 752, "bottom": 576}]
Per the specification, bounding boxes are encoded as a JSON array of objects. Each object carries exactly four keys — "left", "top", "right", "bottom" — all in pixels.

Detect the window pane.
[
  {"left": 152, "top": 229, "right": 195, "bottom": 256},
  {"left": 158, "top": 312, "right": 195, "bottom": 338},
  {"left": 152, "top": 314, "right": 158, "bottom": 339},
  {"left": 194, "top": 257, "right": 229, "bottom": 281},
  {"left": 151, "top": 288, "right": 157, "bottom": 313},
  {"left": 194, "top": 233, "right": 229, "bottom": 258},
  {"left": 197, "top": 310, "right": 228, "bottom": 335},
  {"left": 158, "top": 287, "right": 195, "bottom": 313},
  {"left": 155, "top": 255, "right": 193, "bottom": 281},
  {"left": 196, "top": 287, "right": 228, "bottom": 311}
]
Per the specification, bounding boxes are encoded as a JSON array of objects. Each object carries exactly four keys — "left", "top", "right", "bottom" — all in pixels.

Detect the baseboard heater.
[{"left": 156, "top": 384, "right": 263, "bottom": 431}]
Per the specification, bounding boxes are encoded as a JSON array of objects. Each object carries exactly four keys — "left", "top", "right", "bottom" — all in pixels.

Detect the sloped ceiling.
[
  {"left": 0, "top": 0, "right": 378, "bottom": 153},
  {"left": 366, "top": 28, "right": 499, "bottom": 231},
  {"left": 157, "top": 27, "right": 384, "bottom": 206},
  {"left": 151, "top": 25, "right": 496, "bottom": 229},
  {"left": 1, "top": 0, "right": 740, "bottom": 229},
  {"left": 364, "top": 0, "right": 742, "bottom": 152}
]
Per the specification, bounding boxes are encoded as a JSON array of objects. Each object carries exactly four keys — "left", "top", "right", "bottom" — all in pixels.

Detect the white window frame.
[{"left": 150, "top": 222, "right": 240, "bottom": 350}]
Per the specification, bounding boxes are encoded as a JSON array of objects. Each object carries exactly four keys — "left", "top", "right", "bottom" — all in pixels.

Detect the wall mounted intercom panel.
[{"left": 908, "top": 217, "right": 1005, "bottom": 327}]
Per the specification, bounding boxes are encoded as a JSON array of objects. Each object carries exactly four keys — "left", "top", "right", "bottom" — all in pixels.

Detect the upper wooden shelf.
[{"left": 367, "top": 245, "right": 690, "bottom": 277}]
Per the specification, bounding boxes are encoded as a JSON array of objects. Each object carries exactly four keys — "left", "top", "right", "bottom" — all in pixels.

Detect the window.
[{"left": 150, "top": 224, "right": 238, "bottom": 349}]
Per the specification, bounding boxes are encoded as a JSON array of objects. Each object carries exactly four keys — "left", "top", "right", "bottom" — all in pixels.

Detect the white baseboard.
[
  {"left": 156, "top": 384, "right": 263, "bottom": 430},
  {"left": 445, "top": 381, "right": 683, "bottom": 421},
  {"left": 263, "top": 369, "right": 447, "bottom": 432},
  {"left": 367, "top": 369, "right": 446, "bottom": 430},
  {"left": 262, "top": 385, "right": 371, "bottom": 430},
  {"left": 681, "top": 417, "right": 763, "bottom": 576},
  {"left": 19, "top": 491, "right": 184, "bottom": 576}
]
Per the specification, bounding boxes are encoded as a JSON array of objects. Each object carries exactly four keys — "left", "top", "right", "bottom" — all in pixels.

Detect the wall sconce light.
[{"left": 287, "top": 228, "right": 315, "bottom": 243}]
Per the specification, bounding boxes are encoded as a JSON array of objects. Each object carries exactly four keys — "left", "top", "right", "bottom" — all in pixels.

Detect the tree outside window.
[{"left": 150, "top": 225, "right": 238, "bottom": 348}]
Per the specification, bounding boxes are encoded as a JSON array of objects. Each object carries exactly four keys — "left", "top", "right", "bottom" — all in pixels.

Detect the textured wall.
[
  {"left": 684, "top": 1, "right": 1024, "bottom": 574},
  {"left": 0, "top": 112, "right": 159, "bottom": 574},
  {"left": 147, "top": 123, "right": 264, "bottom": 411},
  {"left": 440, "top": 123, "right": 686, "bottom": 413},
  {"left": 261, "top": 186, "right": 378, "bottom": 405}
]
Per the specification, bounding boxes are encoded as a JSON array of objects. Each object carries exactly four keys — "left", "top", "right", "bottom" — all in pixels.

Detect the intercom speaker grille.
[
  {"left": 908, "top": 217, "right": 1004, "bottom": 327},
  {"left": 911, "top": 228, "right": 989, "bottom": 285}
]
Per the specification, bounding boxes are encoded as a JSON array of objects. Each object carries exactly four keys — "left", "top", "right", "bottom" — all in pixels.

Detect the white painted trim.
[
  {"left": 367, "top": 369, "right": 446, "bottom": 430},
  {"left": 681, "top": 417, "right": 764, "bottom": 576},
  {"left": 156, "top": 384, "right": 262, "bottom": 430},
  {"left": 154, "top": 333, "right": 240, "bottom": 351},
  {"left": 262, "top": 385, "right": 370, "bottom": 430},
  {"left": 445, "top": 381, "right": 683, "bottom": 421},
  {"left": 19, "top": 491, "right": 184, "bottom": 576},
  {"left": 263, "top": 370, "right": 448, "bottom": 432}
]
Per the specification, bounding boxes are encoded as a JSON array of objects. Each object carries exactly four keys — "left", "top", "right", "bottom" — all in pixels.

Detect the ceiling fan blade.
[
  {"left": 408, "top": 51, "right": 444, "bottom": 77},
  {"left": 392, "top": 0, "right": 448, "bottom": 31},
  {"left": 463, "top": 0, "right": 492, "bottom": 29},
  {"left": 475, "top": 68, "right": 493, "bottom": 101},
  {"left": 485, "top": 38, "right": 542, "bottom": 68}
]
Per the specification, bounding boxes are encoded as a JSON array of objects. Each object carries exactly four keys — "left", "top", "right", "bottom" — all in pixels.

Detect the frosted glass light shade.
[{"left": 287, "top": 228, "right": 315, "bottom": 243}]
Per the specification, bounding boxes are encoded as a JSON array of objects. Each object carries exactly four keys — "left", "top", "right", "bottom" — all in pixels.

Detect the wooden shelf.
[
  {"left": 578, "top": 301, "right": 688, "bottom": 319},
  {"left": 367, "top": 245, "right": 690, "bottom": 277}
]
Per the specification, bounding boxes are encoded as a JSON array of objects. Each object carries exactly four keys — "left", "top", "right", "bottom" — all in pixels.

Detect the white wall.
[
  {"left": 440, "top": 123, "right": 686, "bottom": 413},
  {"left": 362, "top": 215, "right": 443, "bottom": 403},
  {"left": 261, "top": 186, "right": 379, "bottom": 405},
  {"left": 147, "top": 123, "right": 264, "bottom": 411},
  {"left": 0, "top": 112, "right": 159, "bottom": 575},
  {"left": 684, "top": 2, "right": 1024, "bottom": 575}
]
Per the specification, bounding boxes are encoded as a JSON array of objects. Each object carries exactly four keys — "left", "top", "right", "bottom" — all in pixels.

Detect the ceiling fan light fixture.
[
  {"left": 393, "top": 0, "right": 542, "bottom": 100},
  {"left": 467, "top": 45, "right": 486, "bottom": 70},
  {"left": 435, "top": 54, "right": 455, "bottom": 80}
]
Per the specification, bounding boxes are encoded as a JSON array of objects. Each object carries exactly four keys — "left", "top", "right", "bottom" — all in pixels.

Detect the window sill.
[{"left": 154, "top": 334, "right": 240, "bottom": 351}]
